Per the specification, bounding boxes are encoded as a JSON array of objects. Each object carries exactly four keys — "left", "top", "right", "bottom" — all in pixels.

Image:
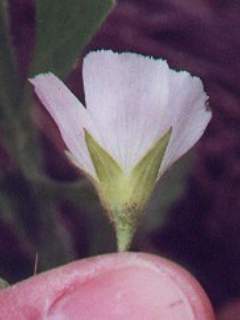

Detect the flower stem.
[{"left": 114, "top": 215, "right": 136, "bottom": 252}]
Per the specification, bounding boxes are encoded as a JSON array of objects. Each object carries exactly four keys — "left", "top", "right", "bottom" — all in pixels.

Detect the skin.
[{"left": 0, "top": 252, "right": 215, "bottom": 319}]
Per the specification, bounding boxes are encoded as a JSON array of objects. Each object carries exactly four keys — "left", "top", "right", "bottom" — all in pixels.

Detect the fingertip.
[{"left": 0, "top": 253, "right": 215, "bottom": 320}]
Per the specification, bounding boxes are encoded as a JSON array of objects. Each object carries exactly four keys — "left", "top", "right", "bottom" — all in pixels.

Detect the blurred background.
[{"left": 1, "top": 0, "right": 240, "bottom": 317}]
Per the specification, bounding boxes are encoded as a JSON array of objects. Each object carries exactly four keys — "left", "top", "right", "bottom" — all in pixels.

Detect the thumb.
[{"left": 0, "top": 252, "right": 215, "bottom": 320}]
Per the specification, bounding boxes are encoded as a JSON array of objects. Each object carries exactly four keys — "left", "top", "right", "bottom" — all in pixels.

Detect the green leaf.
[{"left": 31, "top": 0, "right": 115, "bottom": 78}]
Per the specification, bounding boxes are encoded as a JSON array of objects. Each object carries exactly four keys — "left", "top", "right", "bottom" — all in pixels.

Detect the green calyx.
[{"left": 85, "top": 128, "right": 171, "bottom": 251}]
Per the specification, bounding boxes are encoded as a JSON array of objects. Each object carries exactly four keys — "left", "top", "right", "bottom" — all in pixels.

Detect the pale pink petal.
[
  {"left": 83, "top": 50, "right": 211, "bottom": 174},
  {"left": 30, "top": 73, "right": 97, "bottom": 179},
  {"left": 83, "top": 50, "right": 172, "bottom": 173},
  {"left": 159, "top": 72, "right": 211, "bottom": 176}
]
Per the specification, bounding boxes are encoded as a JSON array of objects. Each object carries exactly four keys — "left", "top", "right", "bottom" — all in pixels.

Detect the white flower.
[{"left": 30, "top": 50, "right": 212, "bottom": 250}]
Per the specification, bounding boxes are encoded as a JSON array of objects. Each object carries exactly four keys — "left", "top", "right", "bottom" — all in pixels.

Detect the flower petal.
[
  {"left": 29, "top": 73, "right": 97, "bottom": 178},
  {"left": 83, "top": 50, "right": 173, "bottom": 173},
  {"left": 83, "top": 50, "right": 211, "bottom": 176},
  {"left": 159, "top": 72, "right": 211, "bottom": 176}
]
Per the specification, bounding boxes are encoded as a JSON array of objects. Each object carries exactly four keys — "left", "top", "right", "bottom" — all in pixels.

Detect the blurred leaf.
[
  {"left": 0, "top": 173, "right": 76, "bottom": 272},
  {"left": 31, "top": 0, "right": 115, "bottom": 77},
  {"left": 84, "top": 203, "right": 115, "bottom": 255},
  {"left": 0, "top": 190, "right": 16, "bottom": 225},
  {"left": 141, "top": 152, "right": 194, "bottom": 233},
  {"left": 35, "top": 202, "right": 76, "bottom": 271},
  {"left": 0, "top": 277, "right": 9, "bottom": 289},
  {"left": 0, "top": 0, "right": 32, "bottom": 165},
  {"left": 0, "top": 0, "right": 20, "bottom": 114}
]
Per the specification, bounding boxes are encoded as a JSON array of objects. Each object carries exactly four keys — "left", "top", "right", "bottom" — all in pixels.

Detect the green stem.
[
  {"left": 113, "top": 213, "right": 137, "bottom": 252},
  {"left": 115, "top": 222, "right": 135, "bottom": 252}
]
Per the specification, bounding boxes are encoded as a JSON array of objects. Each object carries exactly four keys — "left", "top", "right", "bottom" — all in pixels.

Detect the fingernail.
[{"left": 47, "top": 263, "right": 197, "bottom": 319}]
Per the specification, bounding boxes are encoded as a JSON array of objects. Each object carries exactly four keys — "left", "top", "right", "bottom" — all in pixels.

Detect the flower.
[{"left": 30, "top": 50, "right": 212, "bottom": 251}]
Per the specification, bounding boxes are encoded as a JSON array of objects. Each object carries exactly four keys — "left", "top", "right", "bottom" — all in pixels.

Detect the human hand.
[{"left": 0, "top": 253, "right": 215, "bottom": 319}]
